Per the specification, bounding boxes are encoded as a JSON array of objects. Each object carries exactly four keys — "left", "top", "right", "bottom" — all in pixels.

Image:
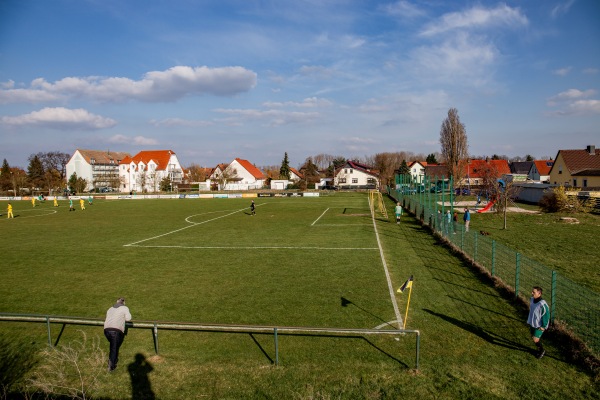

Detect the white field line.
[
  {"left": 0, "top": 208, "right": 57, "bottom": 220},
  {"left": 126, "top": 245, "right": 377, "bottom": 250},
  {"left": 311, "top": 208, "right": 329, "bottom": 226},
  {"left": 369, "top": 196, "right": 403, "bottom": 329},
  {"left": 124, "top": 207, "right": 248, "bottom": 247}
]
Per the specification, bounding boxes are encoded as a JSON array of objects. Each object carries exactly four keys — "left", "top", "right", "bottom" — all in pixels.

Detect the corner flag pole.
[{"left": 403, "top": 281, "right": 413, "bottom": 330}]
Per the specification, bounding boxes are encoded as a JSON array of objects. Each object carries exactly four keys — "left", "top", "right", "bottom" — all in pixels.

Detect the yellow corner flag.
[
  {"left": 397, "top": 275, "right": 413, "bottom": 293},
  {"left": 397, "top": 275, "right": 414, "bottom": 329}
]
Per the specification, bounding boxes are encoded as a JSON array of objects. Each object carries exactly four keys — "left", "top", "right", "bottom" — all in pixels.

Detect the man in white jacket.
[{"left": 104, "top": 297, "right": 132, "bottom": 371}]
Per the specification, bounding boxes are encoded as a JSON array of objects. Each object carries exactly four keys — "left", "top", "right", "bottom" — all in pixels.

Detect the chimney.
[{"left": 587, "top": 145, "right": 596, "bottom": 155}]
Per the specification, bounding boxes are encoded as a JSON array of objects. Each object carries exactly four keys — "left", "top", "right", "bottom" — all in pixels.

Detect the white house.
[
  {"left": 66, "top": 149, "right": 131, "bottom": 192},
  {"left": 408, "top": 161, "right": 427, "bottom": 183},
  {"left": 119, "top": 150, "right": 184, "bottom": 193},
  {"left": 210, "top": 158, "right": 265, "bottom": 190},
  {"left": 334, "top": 160, "right": 379, "bottom": 189}
]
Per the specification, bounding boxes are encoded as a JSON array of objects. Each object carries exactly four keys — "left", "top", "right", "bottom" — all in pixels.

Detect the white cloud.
[
  {"left": 547, "top": 89, "right": 600, "bottom": 115},
  {"left": 410, "top": 32, "right": 497, "bottom": 86},
  {"left": 0, "top": 66, "right": 257, "bottom": 104},
  {"left": 420, "top": 4, "right": 528, "bottom": 37},
  {"left": 553, "top": 67, "right": 572, "bottom": 76},
  {"left": 108, "top": 134, "right": 158, "bottom": 145},
  {"left": 583, "top": 68, "right": 599, "bottom": 75},
  {"left": 150, "top": 118, "right": 215, "bottom": 128},
  {"left": 1, "top": 107, "right": 116, "bottom": 129},
  {"left": 381, "top": 1, "right": 426, "bottom": 19},
  {"left": 214, "top": 108, "right": 319, "bottom": 127},
  {"left": 262, "top": 97, "right": 333, "bottom": 108},
  {"left": 551, "top": 0, "right": 575, "bottom": 19}
]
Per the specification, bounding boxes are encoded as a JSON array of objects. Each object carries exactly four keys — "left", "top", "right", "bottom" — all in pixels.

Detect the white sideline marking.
[
  {"left": 124, "top": 207, "right": 247, "bottom": 247},
  {"left": 126, "top": 245, "right": 378, "bottom": 250},
  {"left": 311, "top": 208, "right": 329, "bottom": 226},
  {"left": 369, "top": 196, "right": 403, "bottom": 329},
  {"left": 374, "top": 320, "right": 402, "bottom": 330}
]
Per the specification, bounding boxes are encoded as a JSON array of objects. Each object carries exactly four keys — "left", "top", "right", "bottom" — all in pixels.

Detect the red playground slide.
[{"left": 476, "top": 199, "right": 496, "bottom": 213}]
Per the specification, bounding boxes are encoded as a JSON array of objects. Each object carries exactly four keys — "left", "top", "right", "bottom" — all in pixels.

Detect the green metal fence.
[{"left": 389, "top": 174, "right": 599, "bottom": 356}]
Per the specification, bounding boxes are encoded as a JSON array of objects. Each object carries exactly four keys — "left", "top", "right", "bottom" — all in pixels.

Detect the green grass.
[
  {"left": 464, "top": 206, "right": 600, "bottom": 293},
  {"left": 0, "top": 194, "right": 597, "bottom": 399}
]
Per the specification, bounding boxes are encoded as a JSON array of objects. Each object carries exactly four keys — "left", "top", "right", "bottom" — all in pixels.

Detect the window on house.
[
  {"left": 558, "top": 166, "right": 562, "bottom": 174},
  {"left": 345, "top": 169, "right": 348, "bottom": 174},
  {"left": 350, "top": 169, "right": 353, "bottom": 173},
  {"left": 339, "top": 178, "right": 347, "bottom": 183},
  {"left": 573, "top": 179, "right": 577, "bottom": 187},
  {"left": 367, "top": 178, "right": 375, "bottom": 184},
  {"left": 583, "top": 179, "right": 588, "bottom": 187},
  {"left": 352, "top": 178, "right": 358, "bottom": 184}
]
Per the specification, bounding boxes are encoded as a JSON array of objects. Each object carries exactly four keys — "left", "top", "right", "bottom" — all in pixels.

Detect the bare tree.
[
  {"left": 496, "top": 180, "right": 522, "bottom": 229},
  {"left": 439, "top": 108, "right": 469, "bottom": 188},
  {"left": 187, "top": 163, "right": 209, "bottom": 182},
  {"left": 373, "top": 152, "right": 404, "bottom": 188}
]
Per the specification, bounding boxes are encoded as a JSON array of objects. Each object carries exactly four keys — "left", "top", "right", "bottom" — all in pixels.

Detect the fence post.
[
  {"left": 460, "top": 226, "right": 464, "bottom": 250},
  {"left": 274, "top": 327, "right": 279, "bottom": 366},
  {"left": 474, "top": 232, "right": 478, "bottom": 262},
  {"left": 491, "top": 240, "right": 496, "bottom": 277},
  {"left": 46, "top": 316, "right": 52, "bottom": 347},
  {"left": 153, "top": 323, "right": 159, "bottom": 355},
  {"left": 551, "top": 271, "right": 557, "bottom": 322},
  {"left": 515, "top": 253, "right": 521, "bottom": 299}
]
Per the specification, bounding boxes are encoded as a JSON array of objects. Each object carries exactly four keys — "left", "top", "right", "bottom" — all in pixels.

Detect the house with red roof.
[
  {"left": 66, "top": 149, "right": 131, "bottom": 192},
  {"left": 209, "top": 158, "right": 265, "bottom": 190},
  {"left": 461, "top": 159, "right": 511, "bottom": 187},
  {"left": 119, "top": 150, "right": 184, "bottom": 193},
  {"left": 334, "top": 160, "right": 379, "bottom": 189},
  {"left": 548, "top": 145, "right": 600, "bottom": 189}
]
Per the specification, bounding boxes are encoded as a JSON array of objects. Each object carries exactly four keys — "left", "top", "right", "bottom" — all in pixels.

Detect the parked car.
[{"left": 321, "top": 185, "right": 338, "bottom": 191}]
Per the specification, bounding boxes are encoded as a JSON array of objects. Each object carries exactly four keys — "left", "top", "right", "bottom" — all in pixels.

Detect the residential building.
[
  {"left": 462, "top": 159, "right": 511, "bottom": 187},
  {"left": 510, "top": 160, "right": 554, "bottom": 183},
  {"left": 290, "top": 167, "right": 304, "bottom": 182},
  {"left": 210, "top": 158, "right": 265, "bottom": 190},
  {"left": 66, "top": 149, "right": 131, "bottom": 192},
  {"left": 408, "top": 161, "right": 427, "bottom": 183},
  {"left": 119, "top": 150, "right": 184, "bottom": 193},
  {"left": 334, "top": 160, "right": 378, "bottom": 189},
  {"left": 548, "top": 145, "right": 600, "bottom": 189}
]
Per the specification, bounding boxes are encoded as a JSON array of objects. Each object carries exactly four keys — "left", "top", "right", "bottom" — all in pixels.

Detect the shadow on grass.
[
  {"left": 340, "top": 296, "right": 394, "bottom": 329},
  {"left": 423, "top": 309, "right": 532, "bottom": 353},
  {"left": 128, "top": 353, "right": 156, "bottom": 400}
]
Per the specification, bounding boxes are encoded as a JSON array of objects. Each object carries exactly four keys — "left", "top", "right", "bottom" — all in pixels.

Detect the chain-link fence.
[{"left": 388, "top": 175, "right": 599, "bottom": 356}]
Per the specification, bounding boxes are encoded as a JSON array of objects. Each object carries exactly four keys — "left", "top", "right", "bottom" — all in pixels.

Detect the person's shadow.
[{"left": 128, "top": 353, "right": 156, "bottom": 400}]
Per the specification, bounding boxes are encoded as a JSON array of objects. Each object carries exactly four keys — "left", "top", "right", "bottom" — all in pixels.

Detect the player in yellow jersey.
[
  {"left": 54, "top": 197, "right": 59, "bottom": 207},
  {"left": 80, "top": 198, "right": 86, "bottom": 210},
  {"left": 7, "top": 202, "right": 14, "bottom": 218}
]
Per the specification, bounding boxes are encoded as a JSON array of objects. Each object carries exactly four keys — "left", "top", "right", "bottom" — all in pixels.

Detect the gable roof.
[
  {"left": 343, "top": 160, "right": 379, "bottom": 178},
  {"left": 290, "top": 167, "right": 303, "bottom": 179},
  {"left": 534, "top": 160, "right": 553, "bottom": 175},
  {"left": 75, "top": 149, "right": 131, "bottom": 165},
  {"left": 510, "top": 162, "right": 534, "bottom": 175},
  {"left": 234, "top": 158, "right": 265, "bottom": 179},
  {"left": 466, "top": 159, "right": 511, "bottom": 178},
  {"left": 555, "top": 147, "right": 600, "bottom": 175},
  {"left": 127, "top": 150, "right": 177, "bottom": 171}
]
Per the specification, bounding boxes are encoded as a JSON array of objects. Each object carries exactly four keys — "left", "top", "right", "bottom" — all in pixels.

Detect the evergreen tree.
[
  {"left": 426, "top": 153, "right": 438, "bottom": 164},
  {"left": 398, "top": 160, "right": 410, "bottom": 175},
  {"left": 279, "top": 152, "right": 291, "bottom": 180},
  {"left": 0, "top": 159, "right": 11, "bottom": 191},
  {"left": 68, "top": 173, "right": 78, "bottom": 193},
  {"left": 27, "top": 155, "right": 45, "bottom": 189}
]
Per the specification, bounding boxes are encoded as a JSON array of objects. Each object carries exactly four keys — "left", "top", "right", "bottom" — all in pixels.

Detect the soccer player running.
[
  {"left": 527, "top": 286, "right": 550, "bottom": 359},
  {"left": 250, "top": 200, "right": 256, "bottom": 216},
  {"left": 7, "top": 202, "right": 14, "bottom": 219}
]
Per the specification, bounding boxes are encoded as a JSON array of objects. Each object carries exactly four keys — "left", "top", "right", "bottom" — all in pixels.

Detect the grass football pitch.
[{"left": 0, "top": 193, "right": 596, "bottom": 399}]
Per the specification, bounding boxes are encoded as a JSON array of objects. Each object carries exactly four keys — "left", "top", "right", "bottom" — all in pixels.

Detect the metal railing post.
[
  {"left": 153, "top": 323, "right": 159, "bottom": 355},
  {"left": 551, "top": 271, "right": 557, "bottom": 322},
  {"left": 491, "top": 240, "right": 496, "bottom": 276},
  {"left": 515, "top": 253, "right": 521, "bottom": 298},
  {"left": 46, "top": 316, "right": 52, "bottom": 347},
  {"left": 274, "top": 327, "right": 279, "bottom": 366}
]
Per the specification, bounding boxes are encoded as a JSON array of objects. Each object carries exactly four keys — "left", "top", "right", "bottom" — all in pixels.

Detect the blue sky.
[{"left": 1, "top": 0, "right": 599, "bottom": 169}]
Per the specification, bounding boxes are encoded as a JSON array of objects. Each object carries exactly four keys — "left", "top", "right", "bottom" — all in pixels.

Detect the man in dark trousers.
[
  {"left": 250, "top": 200, "right": 256, "bottom": 216},
  {"left": 527, "top": 286, "right": 550, "bottom": 359},
  {"left": 104, "top": 297, "right": 132, "bottom": 371}
]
